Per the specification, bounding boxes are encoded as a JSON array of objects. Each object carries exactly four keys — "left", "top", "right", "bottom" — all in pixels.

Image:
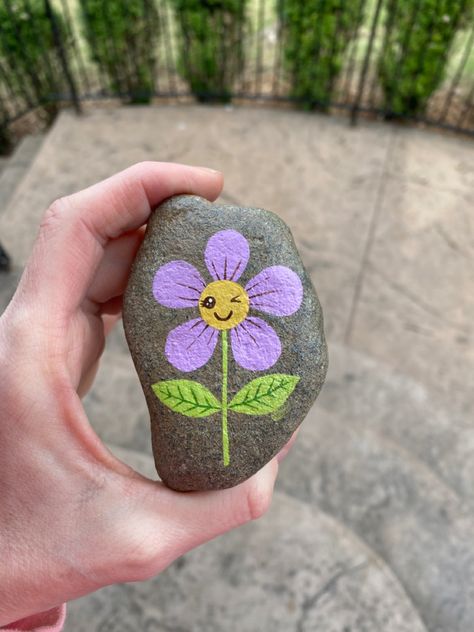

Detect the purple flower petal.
[
  {"left": 245, "top": 266, "right": 303, "bottom": 316},
  {"left": 153, "top": 261, "right": 206, "bottom": 308},
  {"left": 165, "top": 318, "right": 218, "bottom": 372},
  {"left": 204, "top": 230, "right": 250, "bottom": 282},
  {"left": 230, "top": 316, "right": 281, "bottom": 371}
]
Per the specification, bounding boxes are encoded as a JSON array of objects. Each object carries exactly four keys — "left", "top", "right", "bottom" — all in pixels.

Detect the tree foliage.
[
  {"left": 279, "top": 0, "right": 364, "bottom": 109},
  {"left": 172, "top": 0, "right": 248, "bottom": 102},
  {"left": 0, "top": 0, "right": 64, "bottom": 112},
  {"left": 79, "top": 0, "right": 160, "bottom": 103},
  {"left": 379, "top": 0, "right": 474, "bottom": 117}
]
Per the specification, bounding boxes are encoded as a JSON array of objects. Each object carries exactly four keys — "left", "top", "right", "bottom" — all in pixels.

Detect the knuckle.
[
  {"left": 109, "top": 483, "right": 161, "bottom": 582},
  {"left": 115, "top": 520, "right": 165, "bottom": 583},
  {"left": 40, "top": 197, "right": 71, "bottom": 234},
  {"left": 120, "top": 534, "right": 155, "bottom": 581},
  {"left": 0, "top": 305, "right": 36, "bottom": 366},
  {"left": 82, "top": 506, "right": 157, "bottom": 584},
  {"left": 131, "top": 160, "right": 156, "bottom": 173},
  {"left": 124, "top": 161, "right": 156, "bottom": 187}
]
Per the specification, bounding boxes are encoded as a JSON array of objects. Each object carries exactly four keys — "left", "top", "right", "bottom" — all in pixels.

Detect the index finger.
[{"left": 20, "top": 162, "right": 223, "bottom": 314}]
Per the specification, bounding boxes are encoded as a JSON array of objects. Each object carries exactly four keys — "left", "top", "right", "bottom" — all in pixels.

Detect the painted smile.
[
  {"left": 198, "top": 280, "right": 250, "bottom": 330},
  {"left": 214, "top": 310, "right": 233, "bottom": 322}
]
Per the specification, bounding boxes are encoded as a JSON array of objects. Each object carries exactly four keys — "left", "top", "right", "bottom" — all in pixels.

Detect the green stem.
[{"left": 221, "top": 329, "right": 230, "bottom": 466}]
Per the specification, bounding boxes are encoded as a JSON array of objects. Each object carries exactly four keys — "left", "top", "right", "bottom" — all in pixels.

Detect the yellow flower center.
[{"left": 199, "top": 280, "right": 249, "bottom": 330}]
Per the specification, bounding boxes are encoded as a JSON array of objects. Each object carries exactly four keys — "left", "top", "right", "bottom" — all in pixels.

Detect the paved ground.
[{"left": 0, "top": 105, "right": 473, "bottom": 631}]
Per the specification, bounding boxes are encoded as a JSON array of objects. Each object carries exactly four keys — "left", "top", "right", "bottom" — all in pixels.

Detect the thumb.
[{"left": 115, "top": 458, "right": 279, "bottom": 583}]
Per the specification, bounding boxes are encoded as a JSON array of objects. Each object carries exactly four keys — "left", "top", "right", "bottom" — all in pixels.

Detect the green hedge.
[
  {"left": 279, "top": 0, "right": 364, "bottom": 109},
  {"left": 79, "top": 0, "right": 160, "bottom": 103},
  {"left": 379, "top": 0, "right": 474, "bottom": 117},
  {"left": 0, "top": 0, "right": 63, "bottom": 113},
  {"left": 172, "top": 0, "right": 248, "bottom": 102}
]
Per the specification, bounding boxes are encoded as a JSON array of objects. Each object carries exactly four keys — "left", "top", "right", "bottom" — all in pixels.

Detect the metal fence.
[{"left": 0, "top": 0, "right": 473, "bottom": 151}]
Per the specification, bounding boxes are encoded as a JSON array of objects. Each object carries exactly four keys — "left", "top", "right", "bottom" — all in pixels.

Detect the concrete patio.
[{"left": 0, "top": 105, "right": 472, "bottom": 631}]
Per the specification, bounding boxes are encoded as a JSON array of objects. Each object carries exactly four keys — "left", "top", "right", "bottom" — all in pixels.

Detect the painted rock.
[{"left": 123, "top": 195, "right": 328, "bottom": 491}]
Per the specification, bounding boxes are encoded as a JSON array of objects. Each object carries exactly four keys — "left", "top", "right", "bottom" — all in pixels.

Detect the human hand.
[{"left": 0, "top": 162, "right": 282, "bottom": 625}]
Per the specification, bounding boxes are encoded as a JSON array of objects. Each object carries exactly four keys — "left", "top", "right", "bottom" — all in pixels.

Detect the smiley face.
[{"left": 199, "top": 280, "right": 250, "bottom": 330}]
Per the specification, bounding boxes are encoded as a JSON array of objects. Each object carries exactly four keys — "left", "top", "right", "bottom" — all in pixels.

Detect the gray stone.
[
  {"left": 66, "top": 447, "right": 427, "bottom": 632},
  {"left": 278, "top": 407, "right": 474, "bottom": 632},
  {"left": 123, "top": 194, "right": 327, "bottom": 491}
]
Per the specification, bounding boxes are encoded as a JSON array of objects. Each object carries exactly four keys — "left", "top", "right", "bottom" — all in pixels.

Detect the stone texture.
[
  {"left": 66, "top": 447, "right": 427, "bottom": 632},
  {"left": 319, "top": 341, "right": 474, "bottom": 512},
  {"left": 278, "top": 407, "right": 474, "bottom": 632},
  {"left": 123, "top": 195, "right": 327, "bottom": 490},
  {"left": 347, "top": 127, "right": 474, "bottom": 414}
]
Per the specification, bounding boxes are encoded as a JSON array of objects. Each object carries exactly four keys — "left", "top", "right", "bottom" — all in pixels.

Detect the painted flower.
[{"left": 153, "top": 229, "right": 303, "bottom": 372}]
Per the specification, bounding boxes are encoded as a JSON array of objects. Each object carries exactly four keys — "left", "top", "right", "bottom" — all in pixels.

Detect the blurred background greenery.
[{"left": 0, "top": 0, "right": 473, "bottom": 153}]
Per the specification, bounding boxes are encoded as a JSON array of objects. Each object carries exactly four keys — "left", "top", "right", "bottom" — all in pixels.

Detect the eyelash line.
[{"left": 199, "top": 295, "right": 242, "bottom": 306}]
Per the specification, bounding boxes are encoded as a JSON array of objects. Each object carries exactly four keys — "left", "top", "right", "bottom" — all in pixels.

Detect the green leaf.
[
  {"left": 228, "top": 374, "right": 300, "bottom": 416},
  {"left": 152, "top": 380, "right": 221, "bottom": 418}
]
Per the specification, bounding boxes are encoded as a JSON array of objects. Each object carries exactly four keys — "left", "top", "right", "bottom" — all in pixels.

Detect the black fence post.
[
  {"left": 351, "top": 0, "right": 384, "bottom": 126},
  {"left": 43, "top": 0, "right": 81, "bottom": 114}
]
